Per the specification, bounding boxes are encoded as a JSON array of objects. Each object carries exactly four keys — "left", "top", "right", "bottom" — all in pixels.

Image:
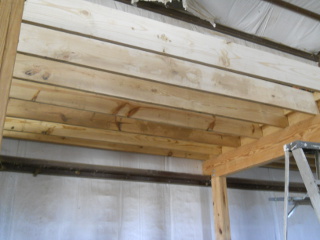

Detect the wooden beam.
[
  {"left": 0, "top": 0, "right": 24, "bottom": 148},
  {"left": 22, "top": 0, "right": 320, "bottom": 91},
  {"left": 0, "top": 0, "right": 11, "bottom": 67},
  {"left": 5, "top": 117, "right": 221, "bottom": 155},
  {"left": 13, "top": 53, "right": 288, "bottom": 127},
  {"left": 10, "top": 79, "right": 263, "bottom": 139},
  {"left": 212, "top": 176, "right": 231, "bottom": 240},
  {"left": 16, "top": 24, "right": 319, "bottom": 115},
  {"left": 7, "top": 98, "right": 240, "bottom": 147},
  {"left": 203, "top": 114, "right": 320, "bottom": 176},
  {"left": 3, "top": 130, "right": 209, "bottom": 160}
]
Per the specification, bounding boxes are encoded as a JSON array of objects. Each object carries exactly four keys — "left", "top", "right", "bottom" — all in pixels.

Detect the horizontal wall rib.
[{"left": 0, "top": 155, "right": 307, "bottom": 192}]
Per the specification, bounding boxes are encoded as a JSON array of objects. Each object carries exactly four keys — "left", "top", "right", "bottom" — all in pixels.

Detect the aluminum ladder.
[{"left": 283, "top": 141, "right": 320, "bottom": 240}]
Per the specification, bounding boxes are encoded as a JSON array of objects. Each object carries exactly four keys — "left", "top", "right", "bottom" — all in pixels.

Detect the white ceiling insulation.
[{"left": 183, "top": 0, "right": 320, "bottom": 54}]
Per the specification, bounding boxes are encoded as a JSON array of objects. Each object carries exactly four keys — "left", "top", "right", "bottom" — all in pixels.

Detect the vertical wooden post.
[
  {"left": 0, "top": 0, "right": 24, "bottom": 149},
  {"left": 212, "top": 176, "right": 231, "bottom": 240}
]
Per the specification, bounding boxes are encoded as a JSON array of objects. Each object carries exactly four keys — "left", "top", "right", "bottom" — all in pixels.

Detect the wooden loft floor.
[{"left": 3, "top": 0, "right": 320, "bottom": 173}]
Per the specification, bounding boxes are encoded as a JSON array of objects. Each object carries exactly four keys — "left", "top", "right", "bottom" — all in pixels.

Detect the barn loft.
[{"left": 0, "top": 0, "right": 320, "bottom": 239}]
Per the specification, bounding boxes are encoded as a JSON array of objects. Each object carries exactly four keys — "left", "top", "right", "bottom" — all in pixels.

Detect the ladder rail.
[
  {"left": 292, "top": 148, "right": 320, "bottom": 222},
  {"left": 283, "top": 141, "right": 320, "bottom": 240}
]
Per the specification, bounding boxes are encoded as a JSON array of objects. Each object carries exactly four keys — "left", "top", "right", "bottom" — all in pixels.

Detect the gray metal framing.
[{"left": 283, "top": 141, "right": 320, "bottom": 240}]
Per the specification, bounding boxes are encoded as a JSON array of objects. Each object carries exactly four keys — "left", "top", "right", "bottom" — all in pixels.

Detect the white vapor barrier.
[{"left": 1, "top": 138, "right": 320, "bottom": 240}]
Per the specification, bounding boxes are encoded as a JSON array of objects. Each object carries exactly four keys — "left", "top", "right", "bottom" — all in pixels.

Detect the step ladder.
[{"left": 283, "top": 141, "right": 320, "bottom": 240}]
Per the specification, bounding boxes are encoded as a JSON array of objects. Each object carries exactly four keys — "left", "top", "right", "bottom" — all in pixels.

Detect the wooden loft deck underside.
[{"left": 3, "top": 0, "right": 320, "bottom": 175}]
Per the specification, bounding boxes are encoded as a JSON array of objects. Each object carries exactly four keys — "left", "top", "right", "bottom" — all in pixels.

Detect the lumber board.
[
  {"left": 3, "top": 130, "right": 209, "bottom": 160},
  {"left": 7, "top": 98, "right": 240, "bottom": 147},
  {"left": 13, "top": 53, "right": 288, "bottom": 127},
  {"left": 0, "top": 0, "right": 11, "bottom": 68},
  {"left": 22, "top": 0, "right": 320, "bottom": 91},
  {"left": 0, "top": 0, "right": 24, "bottom": 148},
  {"left": 14, "top": 28, "right": 319, "bottom": 115},
  {"left": 203, "top": 115, "right": 320, "bottom": 176},
  {"left": 15, "top": 24, "right": 319, "bottom": 115},
  {"left": 287, "top": 112, "right": 313, "bottom": 126},
  {"left": 212, "top": 176, "right": 231, "bottom": 240},
  {"left": 5, "top": 117, "right": 221, "bottom": 155},
  {"left": 314, "top": 92, "right": 320, "bottom": 101},
  {"left": 10, "top": 79, "right": 263, "bottom": 138}
]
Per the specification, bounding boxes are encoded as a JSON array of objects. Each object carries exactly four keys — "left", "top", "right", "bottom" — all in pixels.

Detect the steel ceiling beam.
[{"left": 263, "top": 0, "right": 320, "bottom": 22}]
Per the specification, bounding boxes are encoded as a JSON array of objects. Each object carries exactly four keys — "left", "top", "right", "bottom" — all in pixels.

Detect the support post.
[
  {"left": 0, "top": 0, "right": 25, "bottom": 149},
  {"left": 212, "top": 176, "right": 231, "bottom": 240}
]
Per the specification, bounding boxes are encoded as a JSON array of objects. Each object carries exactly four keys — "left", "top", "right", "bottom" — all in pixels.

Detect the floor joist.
[
  {"left": 7, "top": 99, "right": 240, "bottom": 147},
  {"left": 5, "top": 117, "right": 222, "bottom": 155},
  {"left": 10, "top": 79, "right": 263, "bottom": 138},
  {"left": 3, "top": 130, "right": 210, "bottom": 160}
]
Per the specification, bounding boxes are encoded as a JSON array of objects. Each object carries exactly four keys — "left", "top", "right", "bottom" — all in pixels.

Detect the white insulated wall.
[
  {"left": 0, "top": 139, "right": 213, "bottom": 240},
  {"left": 0, "top": 138, "right": 319, "bottom": 240}
]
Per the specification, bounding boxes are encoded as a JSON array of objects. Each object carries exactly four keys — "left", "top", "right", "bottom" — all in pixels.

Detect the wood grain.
[
  {"left": 7, "top": 98, "right": 240, "bottom": 147},
  {"left": 203, "top": 114, "right": 320, "bottom": 175},
  {"left": 10, "top": 79, "right": 263, "bottom": 138},
  {"left": 14, "top": 26, "right": 318, "bottom": 114},
  {"left": 13, "top": 53, "right": 288, "bottom": 127},
  {"left": 212, "top": 176, "right": 231, "bottom": 240},
  {"left": 0, "top": 0, "right": 24, "bottom": 148},
  {"left": 22, "top": 0, "right": 320, "bottom": 91},
  {"left": 3, "top": 130, "right": 209, "bottom": 160},
  {"left": 5, "top": 117, "right": 221, "bottom": 155},
  {"left": 0, "top": 0, "right": 11, "bottom": 68}
]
